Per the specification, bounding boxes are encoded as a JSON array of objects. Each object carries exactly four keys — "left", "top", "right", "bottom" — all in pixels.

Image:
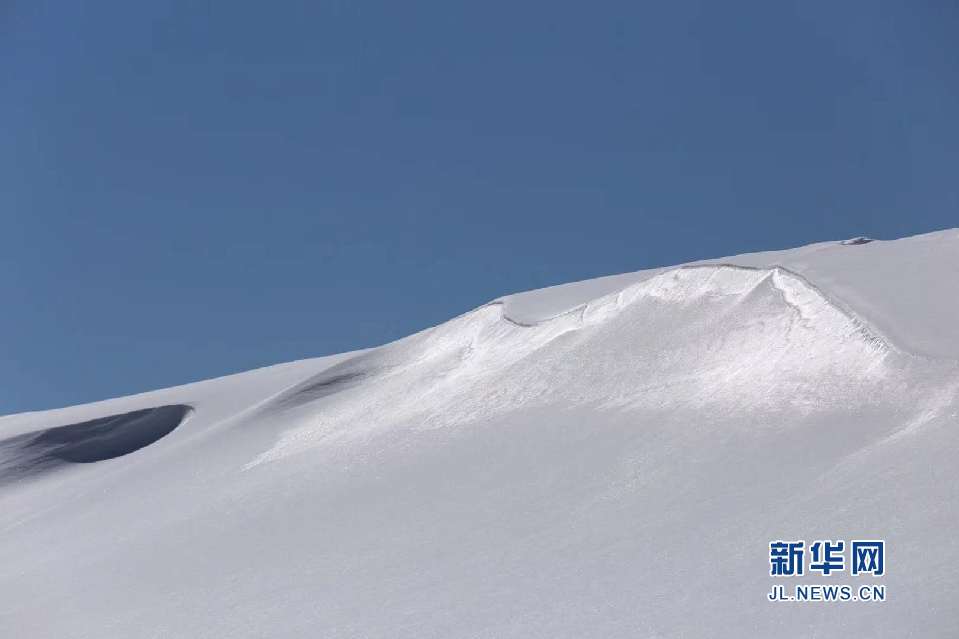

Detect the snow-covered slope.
[{"left": 2, "top": 230, "right": 958, "bottom": 638}]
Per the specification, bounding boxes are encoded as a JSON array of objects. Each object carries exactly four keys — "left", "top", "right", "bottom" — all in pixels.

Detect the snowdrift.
[{"left": 1, "top": 230, "right": 957, "bottom": 638}]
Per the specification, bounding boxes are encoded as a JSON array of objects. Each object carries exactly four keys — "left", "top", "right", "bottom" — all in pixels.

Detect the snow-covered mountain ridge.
[{"left": 2, "top": 229, "right": 958, "bottom": 638}]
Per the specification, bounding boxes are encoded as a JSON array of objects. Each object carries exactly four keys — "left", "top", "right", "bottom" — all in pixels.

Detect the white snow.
[{"left": 1, "top": 229, "right": 958, "bottom": 637}]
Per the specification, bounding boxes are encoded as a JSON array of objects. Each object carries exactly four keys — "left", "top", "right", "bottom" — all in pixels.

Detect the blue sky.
[{"left": 2, "top": 1, "right": 957, "bottom": 413}]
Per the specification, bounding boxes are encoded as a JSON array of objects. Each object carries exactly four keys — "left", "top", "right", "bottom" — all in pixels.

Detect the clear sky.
[{"left": 2, "top": 1, "right": 957, "bottom": 414}]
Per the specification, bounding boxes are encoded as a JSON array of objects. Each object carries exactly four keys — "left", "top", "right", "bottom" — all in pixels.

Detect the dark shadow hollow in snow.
[
  {"left": 264, "top": 358, "right": 376, "bottom": 413},
  {"left": 289, "top": 371, "right": 368, "bottom": 402},
  {"left": 0, "top": 405, "right": 191, "bottom": 485}
]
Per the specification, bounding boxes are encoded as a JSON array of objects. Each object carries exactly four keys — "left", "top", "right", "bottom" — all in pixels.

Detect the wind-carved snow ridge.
[
  {"left": 247, "top": 264, "right": 895, "bottom": 468},
  {"left": 506, "top": 264, "right": 892, "bottom": 355}
]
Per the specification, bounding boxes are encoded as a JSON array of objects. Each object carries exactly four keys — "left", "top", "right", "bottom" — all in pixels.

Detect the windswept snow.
[
  {"left": 1, "top": 230, "right": 958, "bottom": 638},
  {"left": 500, "top": 228, "right": 959, "bottom": 359},
  {"left": 248, "top": 263, "right": 896, "bottom": 468}
]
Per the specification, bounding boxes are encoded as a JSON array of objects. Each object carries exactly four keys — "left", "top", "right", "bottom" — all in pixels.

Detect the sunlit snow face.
[{"left": 247, "top": 265, "right": 908, "bottom": 468}]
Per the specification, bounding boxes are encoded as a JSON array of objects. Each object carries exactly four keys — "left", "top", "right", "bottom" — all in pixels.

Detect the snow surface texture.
[{"left": 2, "top": 229, "right": 958, "bottom": 638}]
